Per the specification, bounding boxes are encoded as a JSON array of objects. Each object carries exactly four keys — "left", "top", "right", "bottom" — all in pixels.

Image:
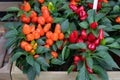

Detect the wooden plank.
[
  {"left": 11, "top": 63, "right": 120, "bottom": 80},
  {"left": 0, "top": 2, "right": 21, "bottom": 11},
  {"left": 0, "top": 37, "right": 7, "bottom": 68}
]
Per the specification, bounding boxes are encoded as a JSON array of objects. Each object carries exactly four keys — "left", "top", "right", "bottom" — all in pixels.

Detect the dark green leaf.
[
  {"left": 41, "top": 65, "right": 48, "bottom": 71},
  {"left": 56, "top": 40, "right": 63, "bottom": 48},
  {"left": 109, "top": 49, "right": 120, "bottom": 57},
  {"left": 25, "top": 12, "right": 31, "bottom": 18},
  {"left": 113, "top": 5, "right": 120, "bottom": 12},
  {"left": 36, "top": 39, "right": 45, "bottom": 45},
  {"left": 87, "top": 10, "right": 95, "bottom": 23},
  {"left": 96, "top": 46, "right": 108, "bottom": 51},
  {"left": 51, "top": 44, "right": 57, "bottom": 51},
  {"left": 3, "top": 22, "right": 15, "bottom": 30},
  {"left": 95, "top": 13, "right": 105, "bottom": 22},
  {"left": 93, "top": 65, "right": 108, "bottom": 80},
  {"left": 86, "top": 56, "right": 93, "bottom": 69},
  {"left": 4, "top": 29, "right": 18, "bottom": 38},
  {"left": 5, "top": 37, "right": 17, "bottom": 49},
  {"left": 89, "top": 74, "right": 96, "bottom": 80},
  {"left": 68, "top": 43, "right": 86, "bottom": 49},
  {"left": 61, "top": 46, "right": 67, "bottom": 60},
  {"left": 51, "top": 58, "right": 65, "bottom": 65},
  {"left": 112, "top": 25, "right": 120, "bottom": 30},
  {"left": 105, "top": 37, "right": 115, "bottom": 44},
  {"left": 7, "top": 7, "right": 20, "bottom": 11},
  {"left": 96, "top": 51, "right": 119, "bottom": 69},
  {"left": 11, "top": 52, "right": 24, "bottom": 63},
  {"left": 36, "top": 46, "right": 50, "bottom": 54},
  {"left": 34, "top": 61, "right": 40, "bottom": 75},
  {"left": 61, "top": 19, "right": 69, "bottom": 33},
  {"left": 76, "top": 64, "right": 86, "bottom": 80},
  {"left": 98, "top": 25, "right": 107, "bottom": 29},
  {"left": 67, "top": 65, "right": 75, "bottom": 74},
  {"left": 27, "top": 67, "right": 36, "bottom": 80},
  {"left": 26, "top": 55, "right": 34, "bottom": 66},
  {"left": 36, "top": 57, "right": 49, "bottom": 67},
  {"left": 53, "top": 17, "right": 65, "bottom": 23},
  {"left": 17, "top": 10, "right": 24, "bottom": 17},
  {"left": 107, "top": 42, "right": 120, "bottom": 48},
  {"left": 1, "top": 14, "right": 14, "bottom": 21},
  {"left": 79, "top": 21, "right": 89, "bottom": 29}
]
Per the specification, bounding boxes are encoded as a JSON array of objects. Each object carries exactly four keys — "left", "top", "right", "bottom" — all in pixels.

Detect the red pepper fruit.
[
  {"left": 79, "top": 11, "right": 88, "bottom": 21},
  {"left": 80, "top": 29, "right": 87, "bottom": 40},
  {"left": 87, "top": 43, "right": 96, "bottom": 51},
  {"left": 69, "top": 30, "right": 78, "bottom": 43},
  {"left": 76, "top": 37, "right": 84, "bottom": 43},
  {"left": 94, "top": 38, "right": 100, "bottom": 46},
  {"left": 90, "top": 22, "right": 98, "bottom": 29},
  {"left": 86, "top": 64, "right": 93, "bottom": 74},
  {"left": 88, "top": 33, "right": 96, "bottom": 42},
  {"left": 98, "top": 0, "right": 103, "bottom": 2},
  {"left": 69, "top": 4, "right": 78, "bottom": 12},
  {"left": 75, "top": 6, "right": 84, "bottom": 15},
  {"left": 74, "top": 55, "right": 85, "bottom": 65},
  {"left": 87, "top": 3, "right": 102, "bottom": 10},
  {"left": 98, "top": 28, "right": 104, "bottom": 40}
]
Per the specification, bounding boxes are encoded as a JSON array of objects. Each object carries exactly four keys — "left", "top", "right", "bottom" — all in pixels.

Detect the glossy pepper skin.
[
  {"left": 80, "top": 29, "right": 87, "bottom": 40},
  {"left": 74, "top": 55, "right": 85, "bottom": 65},
  {"left": 87, "top": 43, "right": 96, "bottom": 51},
  {"left": 90, "top": 22, "right": 98, "bottom": 29},
  {"left": 94, "top": 38, "right": 100, "bottom": 46},
  {"left": 88, "top": 33, "right": 96, "bottom": 42},
  {"left": 69, "top": 4, "right": 78, "bottom": 12},
  {"left": 69, "top": 30, "right": 78, "bottom": 43},
  {"left": 98, "top": 28, "right": 104, "bottom": 40}
]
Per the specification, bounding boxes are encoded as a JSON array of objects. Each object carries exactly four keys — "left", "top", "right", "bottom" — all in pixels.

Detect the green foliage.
[
  {"left": 36, "top": 46, "right": 50, "bottom": 54},
  {"left": 7, "top": 7, "right": 20, "bottom": 11},
  {"left": 62, "top": 46, "right": 70, "bottom": 60},
  {"left": 61, "top": 19, "right": 69, "bottom": 33},
  {"left": 1, "top": 14, "right": 14, "bottom": 21},
  {"left": 79, "top": 21, "right": 89, "bottom": 29},
  {"left": 68, "top": 43, "right": 87, "bottom": 49},
  {"left": 51, "top": 58, "right": 65, "bottom": 65}
]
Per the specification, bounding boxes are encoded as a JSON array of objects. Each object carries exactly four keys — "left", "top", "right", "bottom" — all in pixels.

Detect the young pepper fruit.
[{"left": 98, "top": 28, "right": 104, "bottom": 40}]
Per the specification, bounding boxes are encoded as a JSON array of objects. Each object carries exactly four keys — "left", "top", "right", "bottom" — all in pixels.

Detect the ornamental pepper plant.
[{"left": 1, "top": 0, "right": 120, "bottom": 80}]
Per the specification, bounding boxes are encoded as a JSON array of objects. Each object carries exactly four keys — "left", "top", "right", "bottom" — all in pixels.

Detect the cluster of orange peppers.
[{"left": 20, "top": 1, "right": 65, "bottom": 59}]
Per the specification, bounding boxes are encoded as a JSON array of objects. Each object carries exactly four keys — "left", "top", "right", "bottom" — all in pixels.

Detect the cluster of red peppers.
[
  {"left": 69, "top": 4, "right": 88, "bottom": 21},
  {"left": 69, "top": 0, "right": 105, "bottom": 74}
]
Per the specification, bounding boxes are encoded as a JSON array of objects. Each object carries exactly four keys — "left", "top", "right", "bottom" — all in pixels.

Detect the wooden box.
[
  {"left": 0, "top": 37, "right": 11, "bottom": 80},
  {"left": 11, "top": 63, "right": 120, "bottom": 80}
]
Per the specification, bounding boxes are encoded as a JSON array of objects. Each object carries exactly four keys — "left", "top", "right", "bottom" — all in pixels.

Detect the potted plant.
[{"left": 1, "top": 0, "right": 120, "bottom": 80}]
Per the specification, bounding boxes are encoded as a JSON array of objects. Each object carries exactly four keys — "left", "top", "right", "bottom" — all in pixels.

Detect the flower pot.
[{"left": 11, "top": 63, "right": 120, "bottom": 80}]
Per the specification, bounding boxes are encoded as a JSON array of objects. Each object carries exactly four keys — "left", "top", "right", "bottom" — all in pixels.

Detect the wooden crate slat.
[{"left": 0, "top": 2, "right": 21, "bottom": 11}]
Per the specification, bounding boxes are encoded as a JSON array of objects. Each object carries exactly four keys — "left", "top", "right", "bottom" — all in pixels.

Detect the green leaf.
[
  {"left": 76, "top": 64, "right": 86, "bottom": 80},
  {"left": 25, "top": 12, "right": 31, "bottom": 18},
  {"left": 96, "top": 46, "right": 108, "bottom": 51},
  {"left": 95, "top": 13, "right": 105, "bottom": 22},
  {"left": 27, "top": 67, "right": 36, "bottom": 80},
  {"left": 3, "top": 22, "right": 15, "bottom": 30},
  {"left": 26, "top": 55, "right": 34, "bottom": 67},
  {"left": 1, "top": 14, "right": 14, "bottom": 21},
  {"left": 112, "top": 25, "right": 120, "bottom": 30},
  {"left": 5, "top": 37, "right": 17, "bottom": 49},
  {"left": 61, "top": 19, "right": 69, "bottom": 33},
  {"left": 51, "top": 58, "right": 65, "bottom": 65},
  {"left": 93, "top": 65, "right": 108, "bottom": 80},
  {"left": 7, "top": 7, "right": 20, "bottom": 11},
  {"left": 87, "top": 9, "right": 95, "bottom": 23},
  {"left": 98, "top": 25, "right": 107, "bottom": 29},
  {"left": 36, "top": 39, "right": 45, "bottom": 45},
  {"left": 96, "top": 51, "right": 119, "bottom": 69},
  {"left": 11, "top": 52, "right": 24, "bottom": 63},
  {"left": 68, "top": 43, "right": 86, "bottom": 49},
  {"left": 33, "top": 61, "right": 41, "bottom": 75},
  {"left": 105, "top": 37, "right": 115, "bottom": 44},
  {"left": 36, "top": 46, "right": 50, "bottom": 54},
  {"left": 36, "top": 57, "right": 49, "bottom": 67},
  {"left": 89, "top": 74, "right": 96, "bottom": 80},
  {"left": 86, "top": 56, "right": 93, "bottom": 69},
  {"left": 107, "top": 42, "right": 120, "bottom": 48},
  {"left": 113, "top": 5, "right": 120, "bottom": 12},
  {"left": 109, "top": 49, "right": 120, "bottom": 57},
  {"left": 4, "top": 29, "right": 18, "bottom": 38},
  {"left": 17, "top": 10, "right": 24, "bottom": 17},
  {"left": 62, "top": 46, "right": 70, "bottom": 60},
  {"left": 79, "top": 21, "right": 89, "bottom": 29},
  {"left": 51, "top": 44, "right": 57, "bottom": 51},
  {"left": 56, "top": 40, "right": 63, "bottom": 48},
  {"left": 53, "top": 17, "right": 65, "bottom": 23},
  {"left": 67, "top": 65, "right": 75, "bottom": 74}
]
